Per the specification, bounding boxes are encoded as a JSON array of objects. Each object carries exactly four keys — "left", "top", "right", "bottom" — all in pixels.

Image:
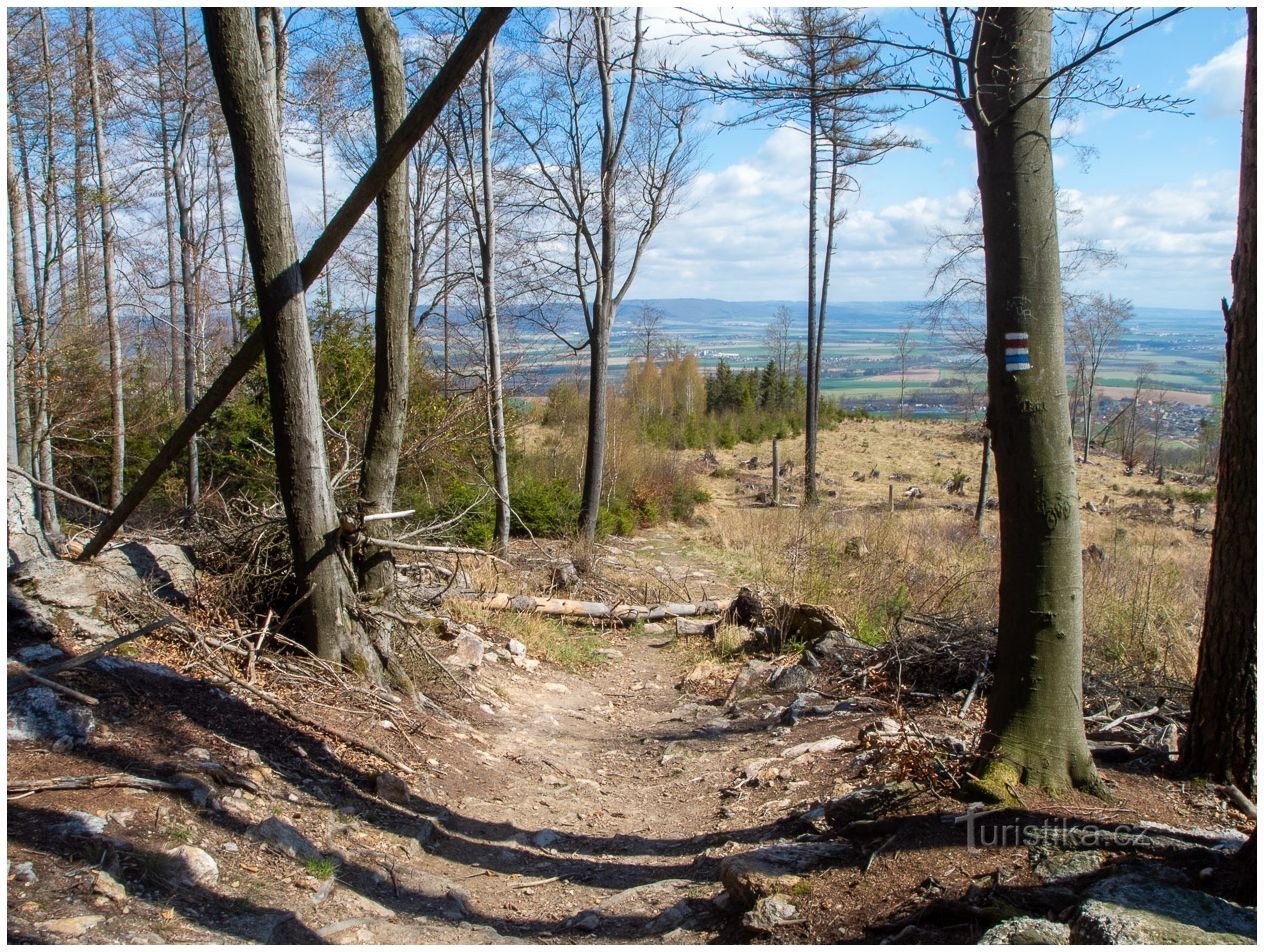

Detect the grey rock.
[
  {"left": 642, "top": 622, "right": 667, "bottom": 636},
  {"left": 56, "top": 810, "right": 108, "bottom": 837},
  {"left": 8, "top": 687, "right": 96, "bottom": 744},
  {"left": 533, "top": 828, "right": 562, "bottom": 850},
  {"left": 742, "top": 894, "right": 801, "bottom": 934},
  {"left": 36, "top": 915, "right": 105, "bottom": 938},
  {"left": 13, "top": 644, "right": 63, "bottom": 665},
  {"left": 1071, "top": 873, "right": 1255, "bottom": 944},
  {"left": 811, "top": 630, "right": 871, "bottom": 663},
  {"left": 251, "top": 816, "right": 320, "bottom": 860},
  {"left": 11, "top": 861, "right": 37, "bottom": 884},
  {"left": 452, "top": 632, "right": 485, "bottom": 667},
  {"left": 782, "top": 736, "right": 848, "bottom": 758},
  {"left": 550, "top": 560, "right": 580, "bottom": 589},
  {"left": 844, "top": 537, "right": 870, "bottom": 558},
  {"left": 1032, "top": 849, "right": 1104, "bottom": 883},
  {"left": 98, "top": 541, "right": 197, "bottom": 605},
  {"left": 507, "top": 638, "right": 527, "bottom": 657},
  {"left": 375, "top": 771, "right": 411, "bottom": 804},
  {"left": 769, "top": 664, "right": 811, "bottom": 693},
  {"left": 980, "top": 916, "right": 1071, "bottom": 944},
  {"left": 165, "top": 845, "right": 219, "bottom": 887},
  {"left": 569, "top": 911, "right": 601, "bottom": 932},
  {"left": 93, "top": 869, "right": 128, "bottom": 902},
  {"left": 800, "top": 649, "right": 820, "bottom": 669},
  {"left": 719, "top": 843, "right": 852, "bottom": 910},
  {"left": 596, "top": 647, "right": 624, "bottom": 661}
]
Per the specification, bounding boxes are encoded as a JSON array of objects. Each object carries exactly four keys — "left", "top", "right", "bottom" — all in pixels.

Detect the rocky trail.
[{"left": 7, "top": 530, "right": 1256, "bottom": 945}]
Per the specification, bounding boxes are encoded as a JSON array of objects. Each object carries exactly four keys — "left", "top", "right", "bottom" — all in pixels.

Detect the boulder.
[
  {"left": 8, "top": 687, "right": 96, "bottom": 746},
  {"left": 550, "top": 560, "right": 580, "bottom": 589},
  {"left": 452, "top": 632, "right": 485, "bottom": 667},
  {"left": 719, "top": 843, "right": 852, "bottom": 910},
  {"left": 1032, "top": 849, "right": 1104, "bottom": 884},
  {"left": 980, "top": 916, "right": 1071, "bottom": 944},
  {"left": 742, "top": 894, "right": 802, "bottom": 934},
  {"left": 1071, "top": 873, "right": 1255, "bottom": 944},
  {"left": 375, "top": 771, "right": 411, "bottom": 804},
  {"left": 769, "top": 664, "right": 811, "bottom": 693},
  {"left": 251, "top": 816, "right": 320, "bottom": 860},
  {"left": 164, "top": 845, "right": 219, "bottom": 887}
]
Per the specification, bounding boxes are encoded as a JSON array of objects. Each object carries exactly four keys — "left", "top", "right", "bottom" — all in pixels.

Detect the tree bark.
[
  {"left": 969, "top": 8, "right": 1100, "bottom": 797},
  {"left": 86, "top": 9, "right": 126, "bottom": 509},
  {"left": 153, "top": 11, "right": 184, "bottom": 410},
  {"left": 479, "top": 44, "right": 512, "bottom": 558},
  {"left": 804, "top": 89, "right": 821, "bottom": 505},
  {"left": 356, "top": 7, "right": 411, "bottom": 598},
  {"left": 1183, "top": 8, "right": 1256, "bottom": 796},
  {"left": 203, "top": 8, "right": 373, "bottom": 674}
]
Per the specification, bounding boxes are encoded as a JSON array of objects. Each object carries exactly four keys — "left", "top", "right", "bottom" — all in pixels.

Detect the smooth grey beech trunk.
[
  {"left": 86, "top": 9, "right": 125, "bottom": 509},
  {"left": 1184, "top": 8, "right": 1256, "bottom": 795},
  {"left": 479, "top": 44, "right": 512, "bottom": 558},
  {"left": 203, "top": 8, "right": 378, "bottom": 677},
  {"left": 357, "top": 7, "right": 411, "bottom": 598},
  {"left": 969, "top": 7, "right": 1099, "bottom": 796}
]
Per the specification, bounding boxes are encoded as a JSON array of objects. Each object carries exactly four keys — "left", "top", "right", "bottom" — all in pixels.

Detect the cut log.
[
  {"left": 675, "top": 618, "right": 718, "bottom": 637},
  {"left": 9, "top": 773, "right": 180, "bottom": 794},
  {"left": 475, "top": 593, "right": 732, "bottom": 626}
]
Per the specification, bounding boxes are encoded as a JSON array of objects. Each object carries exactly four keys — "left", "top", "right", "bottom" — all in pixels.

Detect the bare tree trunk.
[
  {"left": 8, "top": 163, "right": 38, "bottom": 477},
  {"left": 211, "top": 132, "right": 239, "bottom": 345},
  {"left": 1183, "top": 8, "right": 1256, "bottom": 796},
  {"left": 86, "top": 9, "right": 126, "bottom": 508},
  {"left": 970, "top": 8, "right": 1099, "bottom": 797},
  {"left": 804, "top": 93, "right": 821, "bottom": 505},
  {"left": 478, "top": 44, "right": 511, "bottom": 557},
  {"left": 356, "top": 7, "right": 411, "bottom": 598},
  {"left": 154, "top": 13, "right": 183, "bottom": 409},
  {"left": 203, "top": 7, "right": 375, "bottom": 675}
]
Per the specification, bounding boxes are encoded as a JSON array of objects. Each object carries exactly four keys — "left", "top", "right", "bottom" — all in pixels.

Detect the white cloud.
[{"left": 1184, "top": 35, "right": 1248, "bottom": 117}]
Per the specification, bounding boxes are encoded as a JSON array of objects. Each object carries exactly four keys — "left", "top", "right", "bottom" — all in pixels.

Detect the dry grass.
[{"left": 688, "top": 417, "right": 1212, "bottom": 683}]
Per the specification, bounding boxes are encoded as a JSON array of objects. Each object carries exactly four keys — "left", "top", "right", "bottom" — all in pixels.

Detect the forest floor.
[{"left": 6, "top": 420, "right": 1254, "bottom": 944}]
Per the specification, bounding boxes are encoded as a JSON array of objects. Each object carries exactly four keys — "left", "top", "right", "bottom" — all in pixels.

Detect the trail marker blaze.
[{"left": 1004, "top": 332, "right": 1031, "bottom": 372}]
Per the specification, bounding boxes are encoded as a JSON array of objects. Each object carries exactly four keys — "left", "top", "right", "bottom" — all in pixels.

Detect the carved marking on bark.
[{"left": 1036, "top": 490, "right": 1074, "bottom": 528}]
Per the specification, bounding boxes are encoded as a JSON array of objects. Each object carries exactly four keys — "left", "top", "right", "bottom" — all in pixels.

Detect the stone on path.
[
  {"left": 980, "top": 916, "right": 1071, "bottom": 944},
  {"left": 1070, "top": 873, "right": 1255, "bottom": 944},
  {"left": 164, "top": 845, "right": 219, "bottom": 887}
]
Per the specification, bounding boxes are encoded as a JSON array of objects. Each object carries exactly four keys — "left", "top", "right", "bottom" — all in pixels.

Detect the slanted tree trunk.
[
  {"left": 1183, "top": 8, "right": 1256, "bottom": 796},
  {"left": 975, "top": 430, "right": 991, "bottom": 536},
  {"left": 356, "top": 7, "right": 411, "bottom": 598},
  {"left": 86, "top": 9, "right": 125, "bottom": 508},
  {"left": 203, "top": 7, "right": 379, "bottom": 679},
  {"left": 969, "top": 8, "right": 1100, "bottom": 797}
]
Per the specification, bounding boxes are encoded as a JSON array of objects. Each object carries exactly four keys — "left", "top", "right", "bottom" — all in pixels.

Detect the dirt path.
[{"left": 374, "top": 628, "right": 809, "bottom": 943}]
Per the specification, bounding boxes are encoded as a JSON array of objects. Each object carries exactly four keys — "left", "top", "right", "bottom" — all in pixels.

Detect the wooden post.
[
  {"left": 975, "top": 431, "right": 991, "bottom": 535},
  {"left": 772, "top": 438, "right": 781, "bottom": 507},
  {"left": 888, "top": 483, "right": 894, "bottom": 514}
]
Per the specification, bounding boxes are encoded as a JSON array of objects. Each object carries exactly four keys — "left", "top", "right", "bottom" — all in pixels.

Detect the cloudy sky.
[
  {"left": 288, "top": 6, "right": 1247, "bottom": 312},
  {"left": 631, "top": 6, "right": 1247, "bottom": 309}
]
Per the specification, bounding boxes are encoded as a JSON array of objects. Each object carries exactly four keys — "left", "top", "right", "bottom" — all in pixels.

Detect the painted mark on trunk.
[{"left": 1005, "top": 332, "right": 1031, "bottom": 371}]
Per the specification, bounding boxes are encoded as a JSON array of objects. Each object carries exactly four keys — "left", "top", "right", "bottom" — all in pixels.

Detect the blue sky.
[
  {"left": 287, "top": 6, "right": 1248, "bottom": 313},
  {"left": 627, "top": 6, "right": 1248, "bottom": 310}
]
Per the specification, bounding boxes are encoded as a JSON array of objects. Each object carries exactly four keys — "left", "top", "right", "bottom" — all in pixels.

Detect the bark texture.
[
  {"left": 86, "top": 9, "right": 126, "bottom": 508},
  {"left": 970, "top": 8, "right": 1099, "bottom": 796},
  {"left": 203, "top": 8, "right": 373, "bottom": 675},
  {"left": 357, "top": 7, "right": 411, "bottom": 597},
  {"left": 1183, "top": 9, "right": 1256, "bottom": 796}
]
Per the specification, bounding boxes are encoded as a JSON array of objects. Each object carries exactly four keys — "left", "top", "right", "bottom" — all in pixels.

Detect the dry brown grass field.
[{"left": 677, "top": 416, "right": 1214, "bottom": 686}]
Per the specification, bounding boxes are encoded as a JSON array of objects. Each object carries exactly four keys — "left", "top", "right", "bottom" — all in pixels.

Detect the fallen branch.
[
  {"left": 361, "top": 536, "right": 510, "bottom": 565},
  {"left": 7, "top": 465, "right": 113, "bottom": 516},
  {"left": 188, "top": 631, "right": 414, "bottom": 775},
  {"left": 361, "top": 509, "right": 416, "bottom": 523},
  {"left": 13, "top": 616, "right": 178, "bottom": 690},
  {"left": 8, "top": 773, "right": 179, "bottom": 794},
  {"left": 1099, "top": 704, "right": 1161, "bottom": 732},
  {"left": 7, "top": 664, "right": 99, "bottom": 706},
  {"left": 1220, "top": 784, "right": 1257, "bottom": 821}
]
